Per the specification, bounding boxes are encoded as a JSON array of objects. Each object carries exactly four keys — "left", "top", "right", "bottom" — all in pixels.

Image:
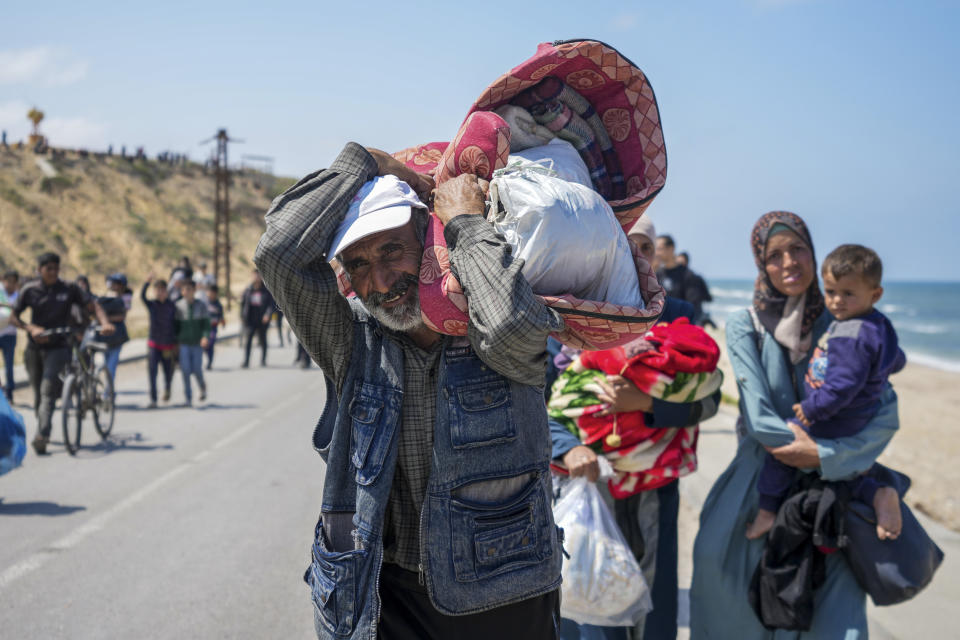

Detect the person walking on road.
[
  {"left": 193, "top": 260, "right": 216, "bottom": 291},
  {"left": 99, "top": 273, "right": 131, "bottom": 383},
  {"left": 239, "top": 270, "right": 274, "bottom": 368},
  {"left": 11, "top": 253, "right": 114, "bottom": 454},
  {"left": 204, "top": 284, "right": 225, "bottom": 370},
  {"left": 141, "top": 274, "right": 178, "bottom": 408},
  {"left": 0, "top": 271, "right": 20, "bottom": 402},
  {"left": 167, "top": 256, "right": 193, "bottom": 303},
  {"left": 689, "top": 211, "right": 900, "bottom": 638},
  {"left": 174, "top": 280, "right": 209, "bottom": 406},
  {"left": 550, "top": 215, "right": 718, "bottom": 640},
  {"left": 255, "top": 144, "right": 564, "bottom": 640}
]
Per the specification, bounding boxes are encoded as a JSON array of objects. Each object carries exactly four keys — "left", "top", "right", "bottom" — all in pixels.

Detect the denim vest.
[{"left": 306, "top": 302, "right": 562, "bottom": 639}]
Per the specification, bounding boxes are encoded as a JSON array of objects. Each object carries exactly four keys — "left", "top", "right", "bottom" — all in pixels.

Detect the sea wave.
[
  {"left": 897, "top": 323, "right": 950, "bottom": 335},
  {"left": 712, "top": 288, "right": 753, "bottom": 301},
  {"left": 878, "top": 303, "right": 917, "bottom": 316},
  {"left": 705, "top": 303, "right": 749, "bottom": 314},
  {"left": 905, "top": 351, "right": 960, "bottom": 373}
]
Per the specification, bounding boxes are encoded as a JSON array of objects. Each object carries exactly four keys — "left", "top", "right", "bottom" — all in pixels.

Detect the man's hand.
[
  {"left": 562, "top": 445, "right": 600, "bottom": 483},
  {"left": 28, "top": 325, "right": 49, "bottom": 344},
  {"left": 146, "top": 271, "right": 155, "bottom": 283},
  {"left": 434, "top": 174, "right": 486, "bottom": 226},
  {"left": 595, "top": 374, "right": 654, "bottom": 416},
  {"left": 200, "top": 337, "right": 210, "bottom": 349},
  {"left": 99, "top": 322, "right": 116, "bottom": 336},
  {"left": 792, "top": 403, "right": 811, "bottom": 427},
  {"left": 365, "top": 147, "right": 435, "bottom": 203},
  {"left": 262, "top": 314, "right": 272, "bottom": 326},
  {"left": 765, "top": 422, "right": 820, "bottom": 469}
]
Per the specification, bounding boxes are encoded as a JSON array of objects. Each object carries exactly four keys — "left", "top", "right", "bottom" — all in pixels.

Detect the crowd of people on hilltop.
[{"left": 0, "top": 251, "right": 316, "bottom": 456}]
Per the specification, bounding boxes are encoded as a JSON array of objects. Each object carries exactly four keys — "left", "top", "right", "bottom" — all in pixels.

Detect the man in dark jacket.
[
  {"left": 656, "top": 235, "right": 712, "bottom": 327},
  {"left": 239, "top": 269, "right": 275, "bottom": 368},
  {"left": 12, "top": 252, "right": 114, "bottom": 453}
]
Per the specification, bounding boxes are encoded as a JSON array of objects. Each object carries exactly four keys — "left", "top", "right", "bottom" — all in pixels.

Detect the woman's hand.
[
  {"left": 792, "top": 403, "right": 811, "bottom": 427},
  {"left": 562, "top": 445, "right": 600, "bottom": 483},
  {"left": 765, "top": 422, "right": 820, "bottom": 469},
  {"left": 595, "top": 374, "right": 653, "bottom": 416}
]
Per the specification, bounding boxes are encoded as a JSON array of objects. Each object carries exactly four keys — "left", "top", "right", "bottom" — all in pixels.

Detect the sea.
[{"left": 705, "top": 280, "right": 960, "bottom": 373}]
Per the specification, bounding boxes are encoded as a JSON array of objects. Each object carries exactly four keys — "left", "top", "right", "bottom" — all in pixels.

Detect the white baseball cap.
[{"left": 328, "top": 175, "right": 426, "bottom": 258}]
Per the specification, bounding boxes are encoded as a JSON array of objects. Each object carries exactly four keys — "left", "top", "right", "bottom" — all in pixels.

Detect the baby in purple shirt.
[{"left": 747, "top": 244, "right": 906, "bottom": 540}]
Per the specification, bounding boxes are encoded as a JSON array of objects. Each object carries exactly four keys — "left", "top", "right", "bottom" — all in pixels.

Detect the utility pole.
[{"left": 201, "top": 128, "right": 242, "bottom": 310}]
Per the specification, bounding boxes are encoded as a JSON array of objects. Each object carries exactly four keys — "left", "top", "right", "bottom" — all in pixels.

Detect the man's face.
[
  {"left": 155, "top": 284, "right": 168, "bottom": 302},
  {"left": 655, "top": 238, "right": 675, "bottom": 266},
  {"left": 251, "top": 272, "right": 262, "bottom": 287},
  {"left": 182, "top": 284, "right": 196, "bottom": 302},
  {"left": 340, "top": 221, "right": 423, "bottom": 332},
  {"left": 2, "top": 277, "right": 17, "bottom": 293},
  {"left": 39, "top": 263, "right": 59, "bottom": 286}
]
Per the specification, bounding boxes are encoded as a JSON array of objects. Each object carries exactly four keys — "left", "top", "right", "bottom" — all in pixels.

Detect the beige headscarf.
[{"left": 627, "top": 215, "right": 656, "bottom": 244}]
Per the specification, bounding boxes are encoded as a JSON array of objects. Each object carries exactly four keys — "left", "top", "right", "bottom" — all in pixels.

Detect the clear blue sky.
[{"left": 2, "top": 0, "right": 957, "bottom": 280}]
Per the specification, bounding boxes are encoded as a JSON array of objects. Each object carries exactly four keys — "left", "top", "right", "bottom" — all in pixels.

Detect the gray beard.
[{"left": 362, "top": 282, "right": 425, "bottom": 333}]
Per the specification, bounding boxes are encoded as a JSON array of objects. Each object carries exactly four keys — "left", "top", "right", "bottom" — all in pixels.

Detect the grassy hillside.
[{"left": 0, "top": 147, "right": 296, "bottom": 342}]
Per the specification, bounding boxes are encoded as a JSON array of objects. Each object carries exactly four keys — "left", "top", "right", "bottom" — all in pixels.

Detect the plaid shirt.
[{"left": 254, "top": 142, "right": 562, "bottom": 571}]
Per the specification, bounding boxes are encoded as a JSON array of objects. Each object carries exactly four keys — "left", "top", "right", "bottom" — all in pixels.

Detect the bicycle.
[{"left": 42, "top": 326, "right": 116, "bottom": 455}]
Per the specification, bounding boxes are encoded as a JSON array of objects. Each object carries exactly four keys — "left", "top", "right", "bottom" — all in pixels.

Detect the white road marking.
[{"left": 0, "top": 389, "right": 311, "bottom": 591}]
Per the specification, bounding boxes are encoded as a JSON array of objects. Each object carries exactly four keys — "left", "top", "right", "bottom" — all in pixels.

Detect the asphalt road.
[{"left": 0, "top": 340, "right": 326, "bottom": 639}]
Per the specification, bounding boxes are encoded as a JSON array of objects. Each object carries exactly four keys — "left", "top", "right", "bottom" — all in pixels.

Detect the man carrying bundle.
[{"left": 254, "top": 143, "right": 564, "bottom": 640}]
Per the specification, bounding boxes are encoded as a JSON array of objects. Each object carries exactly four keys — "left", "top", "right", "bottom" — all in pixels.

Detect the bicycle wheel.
[
  {"left": 92, "top": 366, "right": 115, "bottom": 438},
  {"left": 61, "top": 374, "right": 83, "bottom": 455}
]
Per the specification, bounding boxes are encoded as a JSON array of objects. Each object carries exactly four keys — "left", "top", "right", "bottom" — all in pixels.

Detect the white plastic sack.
[
  {"left": 509, "top": 139, "right": 593, "bottom": 189},
  {"left": 553, "top": 477, "right": 652, "bottom": 627},
  {"left": 489, "top": 164, "right": 643, "bottom": 308},
  {"left": 0, "top": 307, "right": 10, "bottom": 331}
]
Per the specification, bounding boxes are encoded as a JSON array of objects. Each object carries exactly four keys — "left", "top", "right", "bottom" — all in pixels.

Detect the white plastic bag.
[
  {"left": 508, "top": 138, "right": 593, "bottom": 189},
  {"left": 553, "top": 476, "right": 652, "bottom": 627},
  {"left": 489, "top": 164, "right": 643, "bottom": 309}
]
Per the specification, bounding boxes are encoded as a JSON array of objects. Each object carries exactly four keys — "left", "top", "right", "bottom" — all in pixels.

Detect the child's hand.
[{"left": 792, "top": 403, "right": 811, "bottom": 427}]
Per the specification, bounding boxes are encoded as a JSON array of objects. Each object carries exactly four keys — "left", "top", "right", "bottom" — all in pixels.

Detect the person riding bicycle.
[{"left": 11, "top": 252, "right": 114, "bottom": 454}]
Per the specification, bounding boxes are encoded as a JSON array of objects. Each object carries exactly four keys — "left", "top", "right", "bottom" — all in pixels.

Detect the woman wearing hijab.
[{"left": 688, "top": 212, "right": 899, "bottom": 638}]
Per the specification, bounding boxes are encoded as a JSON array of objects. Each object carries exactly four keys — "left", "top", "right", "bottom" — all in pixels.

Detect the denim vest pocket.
[
  {"left": 449, "top": 473, "right": 551, "bottom": 582},
  {"left": 349, "top": 383, "right": 399, "bottom": 486},
  {"left": 308, "top": 527, "right": 363, "bottom": 637},
  {"left": 448, "top": 380, "right": 516, "bottom": 449}
]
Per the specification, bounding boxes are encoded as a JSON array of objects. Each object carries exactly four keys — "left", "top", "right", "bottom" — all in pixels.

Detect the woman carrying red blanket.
[{"left": 550, "top": 217, "right": 722, "bottom": 640}]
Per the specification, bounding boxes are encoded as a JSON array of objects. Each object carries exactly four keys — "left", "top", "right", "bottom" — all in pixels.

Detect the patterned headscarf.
[{"left": 750, "top": 211, "right": 825, "bottom": 362}]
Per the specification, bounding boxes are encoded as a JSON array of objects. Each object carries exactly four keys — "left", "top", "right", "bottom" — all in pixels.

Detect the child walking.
[
  {"left": 748, "top": 244, "right": 906, "bottom": 540},
  {"left": 141, "top": 274, "right": 177, "bottom": 408},
  {"left": 174, "top": 280, "right": 210, "bottom": 406}
]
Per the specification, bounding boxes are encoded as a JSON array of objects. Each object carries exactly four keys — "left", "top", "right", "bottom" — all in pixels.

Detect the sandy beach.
[{"left": 707, "top": 326, "right": 960, "bottom": 532}]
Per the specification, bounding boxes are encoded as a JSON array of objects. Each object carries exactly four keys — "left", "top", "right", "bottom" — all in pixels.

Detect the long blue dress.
[{"left": 689, "top": 309, "right": 900, "bottom": 639}]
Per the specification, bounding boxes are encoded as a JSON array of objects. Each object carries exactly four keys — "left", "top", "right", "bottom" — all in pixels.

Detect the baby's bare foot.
[
  {"left": 873, "top": 487, "right": 902, "bottom": 540},
  {"left": 746, "top": 509, "right": 777, "bottom": 540}
]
